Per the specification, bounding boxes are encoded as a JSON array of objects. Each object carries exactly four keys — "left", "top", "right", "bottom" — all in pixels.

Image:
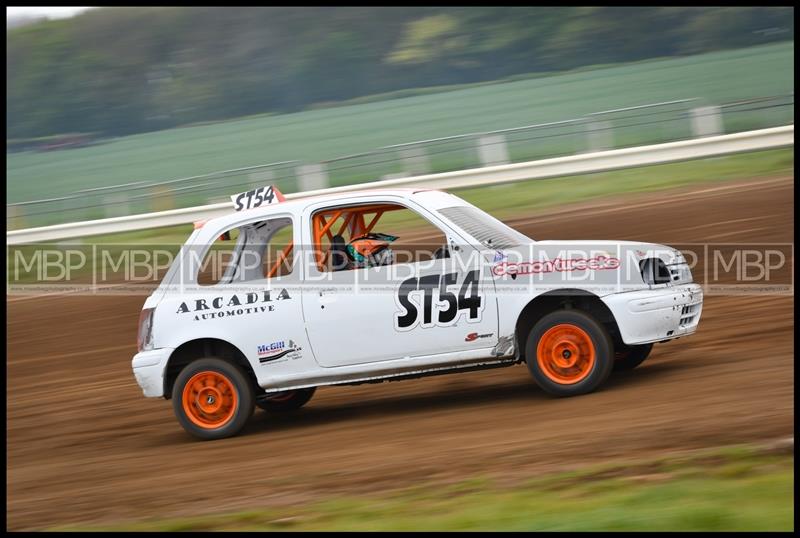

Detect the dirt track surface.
[{"left": 7, "top": 176, "right": 794, "bottom": 530}]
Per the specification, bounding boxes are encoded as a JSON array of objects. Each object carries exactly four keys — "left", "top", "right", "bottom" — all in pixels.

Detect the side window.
[
  {"left": 262, "top": 221, "right": 294, "bottom": 279},
  {"left": 197, "top": 217, "right": 294, "bottom": 285},
  {"left": 196, "top": 227, "right": 242, "bottom": 286},
  {"left": 311, "top": 203, "right": 447, "bottom": 273}
]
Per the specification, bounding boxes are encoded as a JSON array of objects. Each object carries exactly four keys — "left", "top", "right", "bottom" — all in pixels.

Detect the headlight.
[
  {"left": 639, "top": 257, "right": 672, "bottom": 285},
  {"left": 673, "top": 263, "right": 693, "bottom": 284},
  {"left": 137, "top": 308, "right": 155, "bottom": 352}
]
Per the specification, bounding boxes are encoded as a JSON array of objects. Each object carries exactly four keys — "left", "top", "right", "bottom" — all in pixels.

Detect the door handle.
[{"left": 318, "top": 287, "right": 338, "bottom": 309}]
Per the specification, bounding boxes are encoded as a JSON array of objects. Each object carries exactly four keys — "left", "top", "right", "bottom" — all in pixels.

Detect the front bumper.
[
  {"left": 132, "top": 348, "right": 174, "bottom": 398},
  {"left": 602, "top": 284, "right": 703, "bottom": 345}
]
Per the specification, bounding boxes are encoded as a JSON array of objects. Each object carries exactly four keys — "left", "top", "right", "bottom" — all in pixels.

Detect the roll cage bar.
[{"left": 265, "top": 203, "right": 406, "bottom": 277}]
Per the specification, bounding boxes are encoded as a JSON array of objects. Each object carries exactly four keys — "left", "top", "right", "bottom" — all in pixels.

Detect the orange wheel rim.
[
  {"left": 537, "top": 324, "right": 596, "bottom": 384},
  {"left": 182, "top": 371, "right": 238, "bottom": 429}
]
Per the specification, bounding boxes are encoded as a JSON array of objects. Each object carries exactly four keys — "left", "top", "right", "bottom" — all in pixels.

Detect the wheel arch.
[
  {"left": 514, "top": 289, "right": 621, "bottom": 362},
  {"left": 163, "top": 338, "right": 258, "bottom": 399}
]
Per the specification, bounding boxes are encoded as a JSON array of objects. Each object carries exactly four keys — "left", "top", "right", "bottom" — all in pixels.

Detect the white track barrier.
[{"left": 6, "top": 125, "right": 793, "bottom": 245}]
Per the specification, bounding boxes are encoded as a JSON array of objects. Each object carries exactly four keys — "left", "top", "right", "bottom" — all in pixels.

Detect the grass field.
[
  {"left": 6, "top": 41, "right": 794, "bottom": 206},
  {"left": 52, "top": 441, "right": 793, "bottom": 531}
]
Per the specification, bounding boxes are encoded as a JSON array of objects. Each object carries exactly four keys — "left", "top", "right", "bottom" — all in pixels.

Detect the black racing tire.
[
  {"left": 613, "top": 343, "right": 654, "bottom": 371},
  {"left": 257, "top": 387, "right": 316, "bottom": 412},
  {"left": 525, "top": 309, "right": 614, "bottom": 397},
  {"left": 172, "top": 357, "right": 255, "bottom": 441}
]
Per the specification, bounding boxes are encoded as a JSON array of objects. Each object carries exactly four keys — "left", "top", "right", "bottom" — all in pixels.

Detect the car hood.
[{"left": 486, "top": 239, "right": 690, "bottom": 293}]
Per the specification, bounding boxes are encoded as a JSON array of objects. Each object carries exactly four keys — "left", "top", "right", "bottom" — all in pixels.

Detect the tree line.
[{"left": 6, "top": 6, "right": 794, "bottom": 140}]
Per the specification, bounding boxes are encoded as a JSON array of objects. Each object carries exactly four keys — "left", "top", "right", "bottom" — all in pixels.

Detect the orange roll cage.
[{"left": 266, "top": 203, "right": 404, "bottom": 277}]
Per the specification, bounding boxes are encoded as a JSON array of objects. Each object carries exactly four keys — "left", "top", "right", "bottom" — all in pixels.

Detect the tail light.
[{"left": 137, "top": 308, "right": 155, "bottom": 352}]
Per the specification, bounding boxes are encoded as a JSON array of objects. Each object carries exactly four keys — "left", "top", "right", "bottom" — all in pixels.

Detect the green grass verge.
[
  {"left": 7, "top": 42, "right": 794, "bottom": 205},
  {"left": 52, "top": 441, "right": 794, "bottom": 531}
]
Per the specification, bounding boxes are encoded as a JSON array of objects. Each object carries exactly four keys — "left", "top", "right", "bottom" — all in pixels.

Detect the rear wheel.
[
  {"left": 525, "top": 310, "right": 614, "bottom": 396},
  {"left": 257, "top": 387, "right": 316, "bottom": 412},
  {"left": 613, "top": 343, "right": 654, "bottom": 371},
  {"left": 172, "top": 357, "right": 255, "bottom": 441}
]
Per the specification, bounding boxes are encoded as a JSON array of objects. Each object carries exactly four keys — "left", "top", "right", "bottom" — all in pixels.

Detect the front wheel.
[
  {"left": 613, "top": 343, "right": 654, "bottom": 371},
  {"left": 525, "top": 310, "right": 614, "bottom": 396},
  {"left": 256, "top": 387, "right": 316, "bottom": 412},
  {"left": 172, "top": 358, "right": 255, "bottom": 441}
]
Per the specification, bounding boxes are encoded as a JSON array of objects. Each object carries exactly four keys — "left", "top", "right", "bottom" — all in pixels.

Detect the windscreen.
[{"left": 437, "top": 205, "right": 533, "bottom": 249}]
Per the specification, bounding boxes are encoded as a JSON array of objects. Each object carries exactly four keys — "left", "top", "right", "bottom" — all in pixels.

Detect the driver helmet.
[{"left": 346, "top": 232, "right": 398, "bottom": 268}]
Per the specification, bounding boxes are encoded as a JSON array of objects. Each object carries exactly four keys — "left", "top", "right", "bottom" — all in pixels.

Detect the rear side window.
[
  {"left": 437, "top": 205, "right": 531, "bottom": 249},
  {"left": 196, "top": 217, "right": 294, "bottom": 285},
  {"left": 196, "top": 227, "right": 242, "bottom": 286}
]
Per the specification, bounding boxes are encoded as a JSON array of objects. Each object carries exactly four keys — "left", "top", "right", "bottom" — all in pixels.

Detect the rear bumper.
[
  {"left": 132, "top": 348, "right": 173, "bottom": 398},
  {"left": 603, "top": 284, "right": 703, "bottom": 345}
]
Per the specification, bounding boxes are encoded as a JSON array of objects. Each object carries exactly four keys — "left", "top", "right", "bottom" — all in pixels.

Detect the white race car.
[{"left": 132, "top": 186, "right": 703, "bottom": 440}]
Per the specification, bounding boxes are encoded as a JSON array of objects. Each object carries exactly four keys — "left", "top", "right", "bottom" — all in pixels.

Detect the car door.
[{"left": 300, "top": 196, "right": 498, "bottom": 367}]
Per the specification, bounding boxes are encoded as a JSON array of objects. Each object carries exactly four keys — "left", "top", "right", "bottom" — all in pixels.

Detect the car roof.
[{"left": 196, "top": 188, "right": 455, "bottom": 232}]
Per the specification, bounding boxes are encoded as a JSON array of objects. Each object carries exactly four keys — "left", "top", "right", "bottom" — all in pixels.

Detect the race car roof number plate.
[{"left": 231, "top": 185, "right": 286, "bottom": 211}]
